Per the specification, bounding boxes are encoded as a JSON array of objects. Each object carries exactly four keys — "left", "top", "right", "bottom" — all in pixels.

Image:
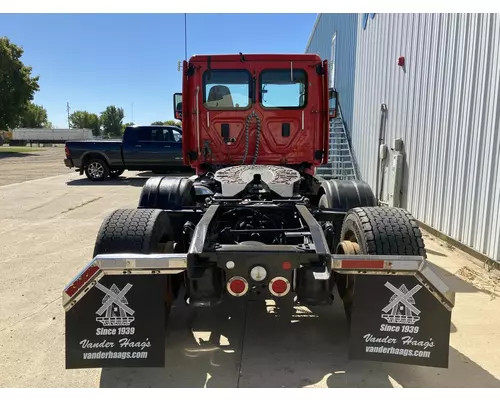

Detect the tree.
[
  {"left": 100, "top": 106, "right": 125, "bottom": 137},
  {"left": 17, "top": 102, "right": 50, "bottom": 128},
  {"left": 121, "top": 122, "right": 135, "bottom": 133},
  {"left": 69, "top": 110, "right": 101, "bottom": 136},
  {"left": 150, "top": 120, "right": 182, "bottom": 128},
  {"left": 0, "top": 37, "right": 40, "bottom": 130},
  {"left": 165, "top": 120, "right": 182, "bottom": 128}
]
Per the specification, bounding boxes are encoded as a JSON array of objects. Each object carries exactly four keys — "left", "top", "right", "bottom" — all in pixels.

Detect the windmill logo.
[
  {"left": 381, "top": 282, "right": 422, "bottom": 325},
  {"left": 95, "top": 282, "right": 135, "bottom": 327}
]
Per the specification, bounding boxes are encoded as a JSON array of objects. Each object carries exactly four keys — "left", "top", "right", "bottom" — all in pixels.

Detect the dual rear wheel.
[
  {"left": 318, "top": 179, "right": 426, "bottom": 321},
  {"left": 92, "top": 177, "right": 197, "bottom": 312},
  {"left": 93, "top": 208, "right": 184, "bottom": 315},
  {"left": 334, "top": 206, "right": 427, "bottom": 321}
]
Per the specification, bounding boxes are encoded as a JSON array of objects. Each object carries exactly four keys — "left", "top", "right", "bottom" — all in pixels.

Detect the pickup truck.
[{"left": 64, "top": 125, "right": 192, "bottom": 181}]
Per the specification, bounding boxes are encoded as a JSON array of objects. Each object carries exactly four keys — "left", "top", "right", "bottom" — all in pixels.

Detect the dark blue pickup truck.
[{"left": 64, "top": 125, "right": 192, "bottom": 181}]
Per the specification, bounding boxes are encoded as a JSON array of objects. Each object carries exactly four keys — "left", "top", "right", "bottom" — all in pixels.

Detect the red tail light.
[
  {"left": 227, "top": 276, "right": 249, "bottom": 297},
  {"left": 65, "top": 145, "right": 70, "bottom": 158},
  {"left": 269, "top": 277, "right": 291, "bottom": 297}
]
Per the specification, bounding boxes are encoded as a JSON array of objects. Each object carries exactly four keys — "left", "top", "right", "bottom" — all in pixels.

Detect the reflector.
[{"left": 65, "top": 264, "right": 100, "bottom": 298}]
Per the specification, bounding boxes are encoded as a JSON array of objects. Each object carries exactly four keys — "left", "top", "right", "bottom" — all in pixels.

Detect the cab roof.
[{"left": 188, "top": 53, "right": 323, "bottom": 63}]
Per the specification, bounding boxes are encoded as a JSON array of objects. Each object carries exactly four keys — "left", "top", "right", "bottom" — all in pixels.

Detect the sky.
[{"left": 0, "top": 13, "right": 317, "bottom": 128}]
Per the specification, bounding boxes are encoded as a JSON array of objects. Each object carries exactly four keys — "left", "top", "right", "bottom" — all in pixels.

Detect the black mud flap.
[
  {"left": 348, "top": 274, "right": 452, "bottom": 368},
  {"left": 65, "top": 275, "right": 166, "bottom": 369}
]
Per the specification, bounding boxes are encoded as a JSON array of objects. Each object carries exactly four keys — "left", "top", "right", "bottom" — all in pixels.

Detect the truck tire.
[
  {"left": 138, "top": 176, "right": 196, "bottom": 210},
  {"left": 94, "top": 208, "right": 174, "bottom": 256},
  {"left": 318, "top": 179, "right": 377, "bottom": 211},
  {"left": 85, "top": 158, "right": 109, "bottom": 181},
  {"left": 318, "top": 179, "right": 377, "bottom": 252},
  {"left": 335, "top": 206, "right": 427, "bottom": 321},
  {"left": 93, "top": 208, "right": 183, "bottom": 310}
]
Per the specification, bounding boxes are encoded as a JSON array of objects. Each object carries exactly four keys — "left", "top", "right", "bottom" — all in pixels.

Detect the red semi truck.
[{"left": 63, "top": 53, "right": 454, "bottom": 370}]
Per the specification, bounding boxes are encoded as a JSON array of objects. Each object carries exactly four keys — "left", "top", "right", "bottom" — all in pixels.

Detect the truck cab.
[{"left": 173, "top": 54, "right": 330, "bottom": 175}]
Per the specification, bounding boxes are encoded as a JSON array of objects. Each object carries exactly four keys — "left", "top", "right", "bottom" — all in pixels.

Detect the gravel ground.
[{"left": 0, "top": 145, "right": 71, "bottom": 186}]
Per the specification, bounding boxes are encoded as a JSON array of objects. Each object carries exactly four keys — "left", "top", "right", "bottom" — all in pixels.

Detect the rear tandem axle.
[{"left": 63, "top": 170, "right": 455, "bottom": 370}]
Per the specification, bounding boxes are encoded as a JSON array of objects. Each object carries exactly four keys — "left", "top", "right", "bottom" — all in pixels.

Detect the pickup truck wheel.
[
  {"left": 85, "top": 158, "right": 109, "bottom": 181},
  {"left": 109, "top": 169, "right": 125, "bottom": 178},
  {"left": 335, "top": 206, "right": 427, "bottom": 322},
  {"left": 93, "top": 208, "right": 182, "bottom": 315}
]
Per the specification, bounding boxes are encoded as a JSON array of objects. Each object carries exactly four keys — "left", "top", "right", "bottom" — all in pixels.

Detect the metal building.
[{"left": 307, "top": 13, "right": 500, "bottom": 262}]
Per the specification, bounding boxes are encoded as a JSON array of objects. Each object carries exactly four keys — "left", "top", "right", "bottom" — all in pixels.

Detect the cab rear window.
[
  {"left": 203, "top": 70, "right": 252, "bottom": 110},
  {"left": 259, "top": 69, "right": 307, "bottom": 109}
]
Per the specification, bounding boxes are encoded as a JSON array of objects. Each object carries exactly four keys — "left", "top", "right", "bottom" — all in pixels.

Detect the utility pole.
[
  {"left": 131, "top": 102, "right": 134, "bottom": 124},
  {"left": 184, "top": 13, "right": 187, "bottom": 60},
  {"left": 66, "top": 102, "right": 71, "bottom": 128}
]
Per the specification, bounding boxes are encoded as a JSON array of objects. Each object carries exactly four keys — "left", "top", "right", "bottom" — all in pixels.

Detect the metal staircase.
[{"left": 316, "top": 107, "right": 357, "bottom": 180}]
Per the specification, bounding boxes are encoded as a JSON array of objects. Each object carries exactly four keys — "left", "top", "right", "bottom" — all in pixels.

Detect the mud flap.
[
  {"left": 333, "top": 256, "right": 455, "bottom": 368},
  {"left": 348, "top": 274, "right": 452, "bottom": 367},
  {"left": 65, "top": 275, "right": 166, "bottom": 369}
]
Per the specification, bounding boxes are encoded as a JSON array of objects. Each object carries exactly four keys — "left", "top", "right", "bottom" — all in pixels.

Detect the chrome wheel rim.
[{"left": 88, "top": 162, "right": 104, "bottom": 179}]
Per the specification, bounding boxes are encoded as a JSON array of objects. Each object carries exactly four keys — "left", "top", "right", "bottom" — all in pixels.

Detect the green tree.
[
  {"left": 122, "top": 122, "right": 135, "bottom": 132},
  {"left": 100, "top": 106, "right": 125, "bottom": 137},
  {"left": 150, "top": 120, "right": 182, "bottom": 128},
  {"left": 69, "top": 110, "right": 101, "bottom": 136},
  {"left": 0, "top": 37, "right": 40, "bottom": 130},
  {"left": 165, "top": 120, "right": 182, "bottom": 128},
  {"left": 17, "top": 102, "right": 50, "bottom": 128}
]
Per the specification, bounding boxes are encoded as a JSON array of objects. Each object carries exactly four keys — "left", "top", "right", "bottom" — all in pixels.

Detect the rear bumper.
[
  {"left": 62, "top": 252, "right": 454, "bottom": 311},
  {"left": 62, "top": 252, "right": 455, "bottom": 369}
]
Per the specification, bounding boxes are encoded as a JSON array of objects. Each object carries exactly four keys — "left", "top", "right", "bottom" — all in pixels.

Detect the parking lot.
[
  {"left": 0, "top": 145, "right": 70, "bottom": 187},
  {"left": 1, "top": 147, "right": 500, "bottom": 388}
]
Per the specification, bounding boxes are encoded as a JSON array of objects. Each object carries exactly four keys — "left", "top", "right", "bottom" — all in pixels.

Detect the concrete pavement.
[{"left": 0, "top": 172, "right": 499, "bottom": 387}]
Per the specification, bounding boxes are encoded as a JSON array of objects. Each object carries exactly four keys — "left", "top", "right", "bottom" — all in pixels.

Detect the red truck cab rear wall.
[{"left": 180, "top": 54, "right": 330, "bottom": 170}]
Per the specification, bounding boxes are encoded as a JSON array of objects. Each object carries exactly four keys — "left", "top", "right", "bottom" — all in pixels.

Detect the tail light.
[
  {"left": 65, "top": 145, "right": 70, "bottom": 158},
  {"left": 269, "top": 277, "right": 291, "bottom": 297},
  {"left": 227, "top": 276, "right": 249, "bottom": 297}
]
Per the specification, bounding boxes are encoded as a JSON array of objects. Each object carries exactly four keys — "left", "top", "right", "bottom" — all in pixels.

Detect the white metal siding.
[
  {"left": 351, "top": 13, "right": 500, "bottom": 261},
  {"left": 306, "top": 13, "right": 358, "bottom": 135}
]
